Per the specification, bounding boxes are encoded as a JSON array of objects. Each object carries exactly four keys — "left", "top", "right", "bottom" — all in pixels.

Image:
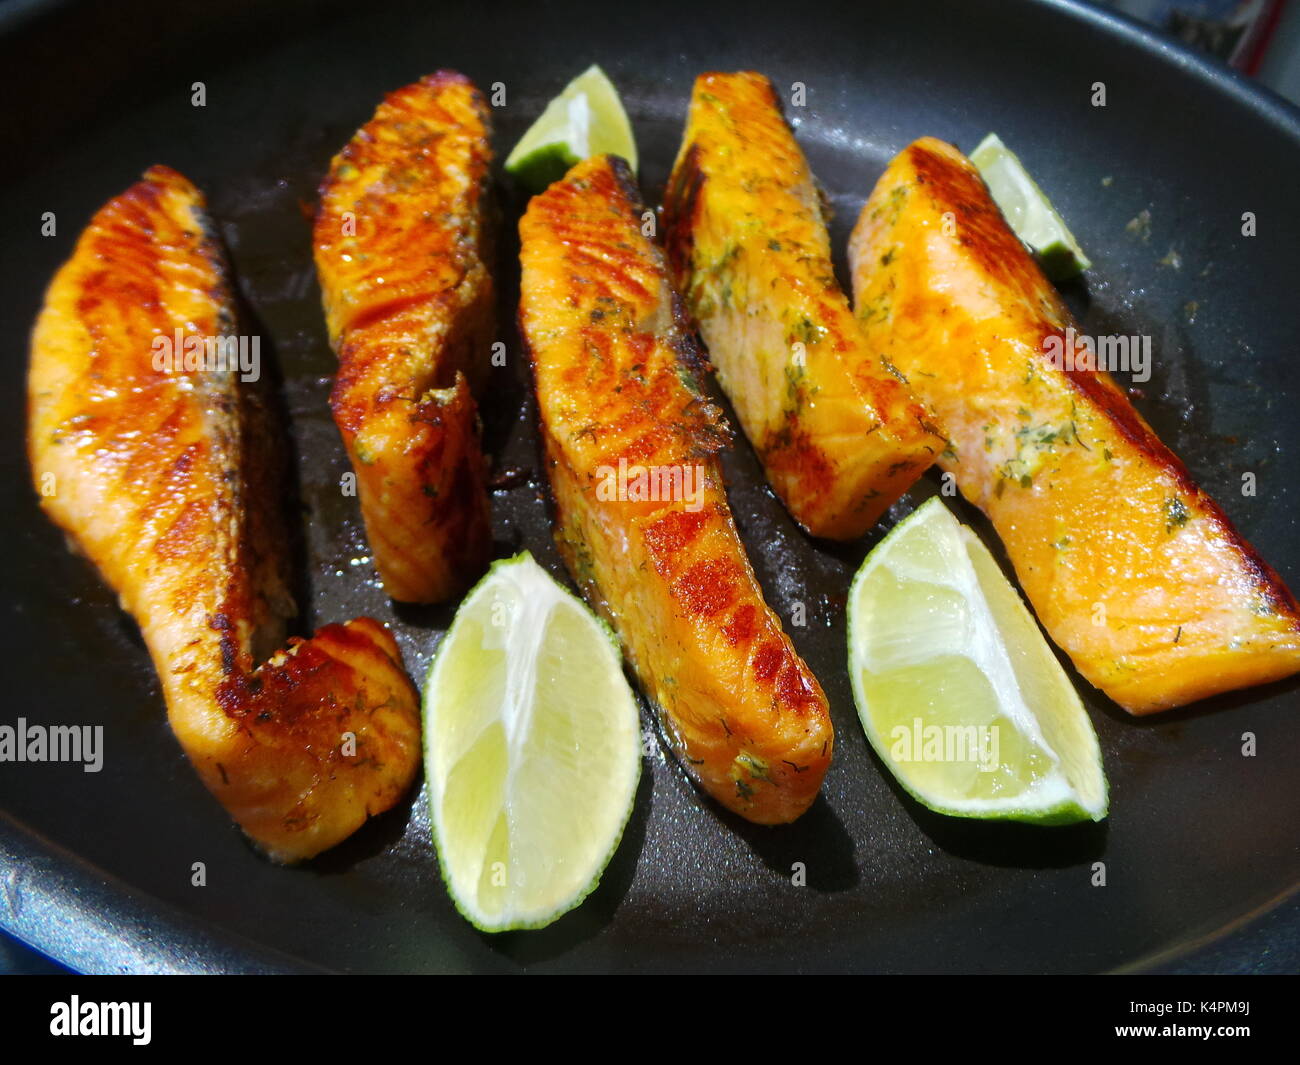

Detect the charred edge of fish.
[
  {"left": 514, "top": 304, "right": 568, "bottom": 528},
  {"left": 662, "top": 141, "right": 705, "bottom": 282},
  {"left": 607, "top": 153, "right": 733, "bottom": 451},
  {"left": 907, "top": 142, "right": 1052, "bottom": 297}
]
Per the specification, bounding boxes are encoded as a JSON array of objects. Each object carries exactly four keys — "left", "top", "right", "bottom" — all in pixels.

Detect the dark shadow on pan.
[
  {"left": 642, "top": 703, "right": 859, "bottom": 892},
  {"left": 228, "top": 252, "right": 317, "bottom": 638},
  {"left": 391, "top": 599, "right": 461, "bottom": 632},
  {"left": 856, "top": 729, "right": 1110, "bottom": 869},
  {"left": 713, "top": 793, "right": 860, "bottom": 892},
  {"left": 1094, "top": 670, "right": 1300, "bottom": 729}
]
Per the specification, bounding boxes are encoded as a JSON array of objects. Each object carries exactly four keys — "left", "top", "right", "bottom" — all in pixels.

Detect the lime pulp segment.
[
  {"left": 847, "top": 498, "right": 1107, "bottom": 823},
  {"left": 423, "top": 551, "right": 642, "bottom": 931}
]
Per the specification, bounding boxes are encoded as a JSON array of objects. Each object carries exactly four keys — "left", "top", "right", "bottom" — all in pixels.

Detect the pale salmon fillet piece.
[
  {"left": 849, "top": 137, "right": 1300, "bottom": 714},
  {"left": 664, "top": 72, "right": 943, "bottom": 540},
  {"left": 520, "top": 155, "right": 832, "bottom": 823},
  {"left": 315, "top": 70, "right": 494, "bottom": 603},
  {"left": 28, "top": 166, "right": 421, "bottom": 861}
]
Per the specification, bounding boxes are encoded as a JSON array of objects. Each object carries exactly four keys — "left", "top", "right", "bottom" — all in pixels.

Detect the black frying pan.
[{"left": 2, "top": 0, "right": 1298, "bottom": 973}]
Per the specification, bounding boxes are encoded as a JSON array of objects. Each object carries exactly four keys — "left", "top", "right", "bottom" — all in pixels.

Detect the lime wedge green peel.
[
  {"left": 505, "top": 64, "right": 638, "bottom": 193},
  {"left": 423, "top": 551, "right": 642, "bottom": 931},
  {"left": 847, "top": 498, "right": 1107, "bottom": 825},
  {"left": 970, "top": 132, "right": 1091, "bottom": 281}
]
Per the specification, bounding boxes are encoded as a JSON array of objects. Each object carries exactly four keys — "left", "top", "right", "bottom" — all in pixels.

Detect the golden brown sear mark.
[
  {"left": 315, "top": 70, "right": 495, "bottom": 604},
  {"left": 521, "top": 154, "right": 832, "bottom": 823},
  {"left": 29, "top": 166, "right": 420, "bottom": 861}
]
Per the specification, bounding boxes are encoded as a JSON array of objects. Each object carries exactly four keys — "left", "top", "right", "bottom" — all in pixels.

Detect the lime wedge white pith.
[
  {"left": 848, "top": 498, "right": 1107, "bottom": 824},
  {"left": 970, "top": 132, "right": 1091, "bottom": 281},
  {"left": 504, "top": 64, "right": 638, "bottom": 192},
  {"left": 423, "top": 552, "right": 641, "bottom": 931}
]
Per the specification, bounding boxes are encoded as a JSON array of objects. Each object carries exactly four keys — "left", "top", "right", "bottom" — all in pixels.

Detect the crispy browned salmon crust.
[
  {"left": 520, "top": 155, "right": 832, "bottom": 823},
  {"left": 28, "top": 166, "right": 421, "bottom": 862},
  {"left": 849, "top": 138, "right": 1300, "bottom": 713},
  {"left": 315, "top": 71, "right": 494, "bottom": 603},
  {"left": 664, "top": 72, "right": 943, "bottom": 540}
]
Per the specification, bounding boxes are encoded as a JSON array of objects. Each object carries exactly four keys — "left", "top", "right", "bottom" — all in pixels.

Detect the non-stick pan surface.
[{"left": 2, "top": 0, "right": 1298, "bottom": 973}]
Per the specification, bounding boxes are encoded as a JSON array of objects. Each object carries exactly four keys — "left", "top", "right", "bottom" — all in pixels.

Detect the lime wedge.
[
  {"left": 423, "top": 552, "right": 641, "bottom": 931},
  {"left": 505, "top": 64, "right": 638, "bottom": 192},
  {"left": 970, "top": 132, "right": 1091, "bottom": 281},
  {"left": 847, "top": 498, "right": 1107, "bottom": 824}
]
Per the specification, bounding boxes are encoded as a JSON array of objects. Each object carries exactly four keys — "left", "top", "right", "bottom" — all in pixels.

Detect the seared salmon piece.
[
  {"left": 315, "top": 71, "right": 494, "bottom": 603},
  {"left": 520, "top": 155, "right": 832, "bottom": 823},
  {"left": 28, "top": 166, "right": 421, "bottom": 861},
  {"left": 664, "top": 72, "right": 943, "bottom": 540},
  {"left": 848, "top": 137, "right": 1300, "bottom": 714}
]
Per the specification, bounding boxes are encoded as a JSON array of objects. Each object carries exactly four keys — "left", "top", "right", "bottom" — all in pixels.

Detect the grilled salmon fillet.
[
  {"left": 664, "top": 72, "right": 943, "bottom": 540},
  {"left": 28, "top": 166, "right": 421, "bottom": 861},
  {"left": 520, "top": 155, "right": 832, "bottom": 823},
  {"left": 849, "top": 137, "right": 1300, "bottom": 714},
  {"left": 315, "top": 71, "right": 494, "bottom": 603}
]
